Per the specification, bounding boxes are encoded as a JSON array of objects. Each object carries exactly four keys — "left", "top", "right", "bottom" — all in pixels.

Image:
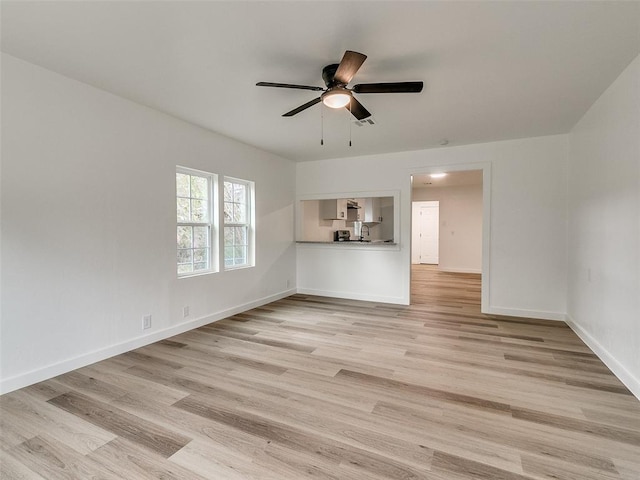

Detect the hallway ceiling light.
[{"left": 430, "top": 173, "right": 447, "bottom": 179}]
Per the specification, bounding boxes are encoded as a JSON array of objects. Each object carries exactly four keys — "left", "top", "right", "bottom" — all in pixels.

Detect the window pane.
[
  {"left": 191, "top": 199, "right": 208, "bottom": 222},
  {"left": 223, "top": 203, "right": 233, "bottom": 223},
  {"left": 224, "top": 227, "right": 234, "bottom": 246},
  {"left": 234, "top": 245, "right": 246, "bottom": 264},
  {"left": 194, "top": 262, "right": 208, "bottom": 271},
  {"left": 234, "top": 226, "right": 247, "bottom": 245},
  {"left": 193, "top": 248, "right": 207, "bottom": 263},
  {"left": 177, "top": 226, "right": 193, "bottom": 248},
  {"left": 190, "top": 176, "right": 208, "bottom": 200},
  {"left": 233, "top": 204, "right": 246, "bottom": 223},
  {"left": 177, "top": 198, "right": 190, "bottom": 222},
  {"left": 233, "top": 184, "right": 246, "bottom": 203},
  {"left": 224, "top": 245, "right": 234, "bottom": 266},
  {"left": 176, "top": 173, "right": 190, "bottom": 197},
  {"left": 193, "top": 226, "right": 209, "bottom": 248},
  {"left": 177, "top": 248, "right": 193, "bottom": 264},
  {"left": 178, "top": 264, "right": 193, "bottom": 274},
  {"left": 224, "top": 182, "right": 233, "bottom": 202}
]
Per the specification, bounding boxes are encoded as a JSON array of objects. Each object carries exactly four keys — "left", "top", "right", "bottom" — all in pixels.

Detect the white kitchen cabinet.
[
  {"left": 363, "top": 197, "right": 382, "bottom": 223},
  {"left": 320, "top": 199, "right": 348, "bottom": 220}
]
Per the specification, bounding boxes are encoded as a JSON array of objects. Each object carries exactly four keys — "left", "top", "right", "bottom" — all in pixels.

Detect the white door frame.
[{"left": 409, "top": 163, "right": 491, "bottom": 313}]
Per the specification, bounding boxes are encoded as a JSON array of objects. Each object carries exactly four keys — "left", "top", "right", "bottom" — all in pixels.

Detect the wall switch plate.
[
  {"left": 142, "top": 315, "right": 152, "bottom": 330},
  {"left": 183, "top": 306, "right": 190, "bottom": 317}
]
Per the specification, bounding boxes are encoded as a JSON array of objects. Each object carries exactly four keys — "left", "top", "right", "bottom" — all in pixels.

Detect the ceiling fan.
[{"left": 256, "top": 50, "right": 423, "bottom": 120}]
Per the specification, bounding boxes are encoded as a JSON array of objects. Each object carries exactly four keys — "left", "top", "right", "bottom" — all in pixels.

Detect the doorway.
[{"left": 410, "top": 169, "right": 486, "bottom": 307}]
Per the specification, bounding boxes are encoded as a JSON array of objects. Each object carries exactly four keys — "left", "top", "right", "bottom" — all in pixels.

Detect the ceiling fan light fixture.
[{"left": 322, "top": 90, "right": 351, "bottom": 109}]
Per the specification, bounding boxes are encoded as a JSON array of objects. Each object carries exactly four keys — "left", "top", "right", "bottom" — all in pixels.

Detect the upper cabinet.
[
  {"left": 322, "top": 197, "right": 382, "bottom": 223},
  {"left": 363, "top": 197, "right": 382, "bottom": 224},
  {"left": 320, "top": 198, "right": 348, "bottom": 220}
]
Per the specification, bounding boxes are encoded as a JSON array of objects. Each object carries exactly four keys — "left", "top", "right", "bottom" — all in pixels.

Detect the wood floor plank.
[
  {"left": 1, "top": 390, "right": 116, "bottom": 455},
  {"left": 0, "top": 448, "right": 48, "bottom": 480},
  {"left": 87, "top": 437, "right": 209, "bottom": 480},
  {"left": 511, "top": 406, "right": 640, "bottom": 446},
  {"left": 8, "top": 434, "right": 122, "bottom": 480},
  {"left": 520, "top": 453, "right": 622, "bottom": 480},
  {"left": 336, "top": 368, "right": 513, "bottom": 412},
  {"left": 431, "top": 450, "right": 531, "bottom": 480},
  {"left": 47, "top": 392, "right": 191, "bottom": 457},
  {"left": 169, "top": 438, "right": 269, "bottom": 480}
]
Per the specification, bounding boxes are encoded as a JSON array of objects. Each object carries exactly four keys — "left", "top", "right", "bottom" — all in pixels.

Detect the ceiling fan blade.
[
  {"left": 353, "top": 82, "right": 424, "bottom": 94},
  {"left": 256, "top": 82, "right": 324, "bottom": 92},
  {"left": 283, "top": 97, "right": 322, "bottom": 117},
  {"left": 347, "top": 97, "right": 371, "bottom": 120},
  {"left": 334, "top": 50, "right": 367, "bottom": 85}
]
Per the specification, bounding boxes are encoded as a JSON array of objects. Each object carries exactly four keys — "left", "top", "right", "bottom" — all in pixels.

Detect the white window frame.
[
  {"left": 223, "top": 176, "right": 255, "bottom": 270},
  {"left": 176, "top": 166, "right": 218, "bottom": 277}
]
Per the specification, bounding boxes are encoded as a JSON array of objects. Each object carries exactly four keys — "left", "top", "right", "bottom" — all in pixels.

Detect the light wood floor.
[{"left": 2, "top": 265, "right": 639, "bottom": 479}]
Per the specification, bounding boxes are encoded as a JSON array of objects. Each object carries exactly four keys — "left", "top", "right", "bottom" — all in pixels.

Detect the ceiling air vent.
[{"left": 353, "top": 117, "right": 377, "bottom": 127}]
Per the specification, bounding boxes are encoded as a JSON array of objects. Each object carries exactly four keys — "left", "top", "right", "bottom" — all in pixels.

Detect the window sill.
[
  {"left": 224, "top": 264, "right": 255, "bottom": 272},
  {"left": 178, "top": 269, "right": 217, "bottom": 279}
]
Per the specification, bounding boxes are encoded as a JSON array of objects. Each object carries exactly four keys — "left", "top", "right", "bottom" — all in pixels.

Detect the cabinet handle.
[{"left": 340, "top": 212, "right": 344, "bottom": 218}]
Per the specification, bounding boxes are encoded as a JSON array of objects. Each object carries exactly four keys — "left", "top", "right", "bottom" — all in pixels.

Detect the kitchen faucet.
[{"left": 360, "top": 224, "right": 370, "bottom": 241}]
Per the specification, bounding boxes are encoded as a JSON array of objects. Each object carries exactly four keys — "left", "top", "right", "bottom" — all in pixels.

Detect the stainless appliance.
[
  {"left": 353, "top": 221, "right": 362, "bottom": 239},
  {"left": 334, "top": 230, "right": 350, "bottom": 242}
]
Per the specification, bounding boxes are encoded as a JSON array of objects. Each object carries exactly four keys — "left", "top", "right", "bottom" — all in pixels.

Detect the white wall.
[
  {"left": 567, "top": 55, "right": 640, "bottom": 397},
  {"left": 413, "top": 184, "right": 483, "bottom": 273},
  {"left": 297, "top": 134, "right": 568, "bottom": 319},
  {"left": 0, "top": 54, "right": 297, "bottom": 393}
]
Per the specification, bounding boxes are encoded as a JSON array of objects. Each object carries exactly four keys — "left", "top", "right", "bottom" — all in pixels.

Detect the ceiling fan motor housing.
[{"left": 322, "top": 64, "right": 342, "bottom": 87}]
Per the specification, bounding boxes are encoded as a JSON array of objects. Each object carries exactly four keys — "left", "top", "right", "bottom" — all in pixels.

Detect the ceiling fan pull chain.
[
  {"left": 320, "top": 103, "right": 324, "bottom": 146},
  {"left": 348, "top": 101, "right": 352, "bottom": 147}
]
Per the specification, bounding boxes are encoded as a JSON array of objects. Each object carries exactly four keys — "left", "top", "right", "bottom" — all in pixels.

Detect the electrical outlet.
[
  {"left": 286, "top": 279, "right": 291, "bottom": 289},
  {"left": 142, "top": 315, "right": 152, "bottom": 330},
  {"left": 183, "top": 306, "right": 190, "bottom": 317}
]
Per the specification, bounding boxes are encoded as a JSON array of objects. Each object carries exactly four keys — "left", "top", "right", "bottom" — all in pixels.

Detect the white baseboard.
[
  {"left": 565, "top": 314, "right": 640, "bottom": 401},
  {"left": 296, "top": 287, "right": 408, "bottom": 305},
  {"left": 484, "top": 305, "right": 567, "bottom": 322},
  {"left": 438, "top": 267, "right": 482, "bottom": 274},
  {"left": 0, "top": 289, "right": 296, "bottom": 395}
]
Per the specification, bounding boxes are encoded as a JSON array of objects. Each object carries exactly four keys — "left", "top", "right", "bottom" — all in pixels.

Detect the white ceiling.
[{"left": 2, "top": 1, "right": 639, "bottom": 162}]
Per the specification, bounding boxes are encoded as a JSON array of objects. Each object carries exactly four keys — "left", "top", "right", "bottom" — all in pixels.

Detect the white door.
[{"left": 412, "top": 201, "right": 439, "bottom": 264}]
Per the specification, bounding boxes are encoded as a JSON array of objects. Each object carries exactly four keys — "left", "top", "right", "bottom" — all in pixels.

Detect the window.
[
  {"left": 223, "top": 177, "right": 254, "bottom": 269},
  {"left": 176, "top": 168, "right": 216, "bottom": 276}
]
